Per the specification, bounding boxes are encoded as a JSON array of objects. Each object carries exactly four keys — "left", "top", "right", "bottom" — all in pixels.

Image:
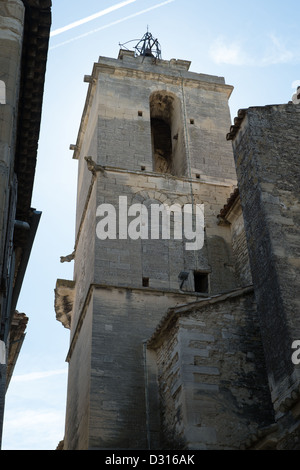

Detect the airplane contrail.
[
  {"left": 50, "top": 0, "right": 175, "bottom": 50},
  {"left": 50, "top": 0, "right": 139, "bottom": 37}
]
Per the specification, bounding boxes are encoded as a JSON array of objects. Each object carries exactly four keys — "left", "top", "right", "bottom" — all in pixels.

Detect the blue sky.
[{"left": 2, "top": 0, "right": 300, "bottom": 450}]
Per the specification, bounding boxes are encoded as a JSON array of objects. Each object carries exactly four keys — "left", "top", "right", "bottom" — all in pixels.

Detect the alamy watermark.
[
  {"left": 96, "top": 196, "right": 205, "bottom": 251},
  {"left": 291, "top": 340, "right": 300, "bottom": 365}
]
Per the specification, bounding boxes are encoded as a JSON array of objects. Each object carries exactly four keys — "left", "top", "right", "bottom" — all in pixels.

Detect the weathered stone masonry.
[
  {"left": 228, "top": 104, "right": 300, "bottom": 416},
  {"left": 147, "top": 287, "right": 274, "bottom": 450},
  {"left": 227, "top": 103, "right": 300, "bottom": 449},
  {"left": 56, "top": 49, "right": 243, "bottom": 449},
  {"left": 56, "top": 44, "right": 300, "bottom": 450}
]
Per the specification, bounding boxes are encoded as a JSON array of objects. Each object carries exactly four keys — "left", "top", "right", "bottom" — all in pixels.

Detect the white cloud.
[
  {"left": 209, "top": 37, "right": 251, "bottom": 66},
  {"left": 4, "top": 409, "right": 61, "bottom": 430},
  {"left": 210, "top": 34, "right": 297, "bottom": 67},
  {"left": 12, "top": 369, "right": 67, "bottom": 383},
  {"left": 291, "top": 80, "right": 300, "bottom": 90},
  {"left": 3, "top": 409, "right": 65, "bottom": 450},
  {"left": 261, "top": 34, "right": 294, "bottom": 66},
  {"left": 2, "top": 368, "right": 68, "bottom": 449}
]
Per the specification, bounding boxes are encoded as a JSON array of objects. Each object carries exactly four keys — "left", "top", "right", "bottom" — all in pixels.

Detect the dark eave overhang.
[
  {"left": 218, "top": 187, "right": 240, "bottom": 220},
  {"left": 14, "top": 0, "right": 52, "bottom": 225},
  {"left": 226, "top": 108, "right": 247, "bottom": 141}
]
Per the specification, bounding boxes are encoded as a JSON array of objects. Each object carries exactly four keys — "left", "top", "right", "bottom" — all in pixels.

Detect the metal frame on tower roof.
[{"left": 119, "top": 30, "right": 162, "bottom": 61}]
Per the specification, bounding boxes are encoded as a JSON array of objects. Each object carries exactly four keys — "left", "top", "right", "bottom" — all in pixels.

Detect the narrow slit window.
[
  {"left": 194, "top": 271, "right": 209, "bottom": 293},
  {"left": 142, "top": 277, "right": 149, "bottom": 287}
]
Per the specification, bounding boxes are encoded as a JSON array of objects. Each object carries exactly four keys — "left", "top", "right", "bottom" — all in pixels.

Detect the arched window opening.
[
  {"left": 150, "top": 91, "right": 186, "bottom": 177},
  {"left": 0, "top": 80, "right": 6, "bottom": 104},
  {"left": 151, "top": 117, "right": 172, "bottom": 173}
]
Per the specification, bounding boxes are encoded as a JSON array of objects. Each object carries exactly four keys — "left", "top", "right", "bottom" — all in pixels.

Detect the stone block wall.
[
  {"left": 74, "top": 53, "right": 236, "bottom": 185},
  {"left": 0, "top": 0, "right": 24, "bottom": 300},
  {"left": 93, "top": 169, "right": 237, "bottom": 294},
  {"left": 229, "top": 202, "right": 252, "bottom": 286},
  {"left": 64, "top": 298, "right": 93, "bottom": 450},
  {"left": 218, "top": 191, "right": 252, "bottom": 287},
  {"left": 228, "top": 104, "right": 300, "bottom": 415},
  {"left": 81, "top": 286, "right": 198, "bottom": 450},
  {"left": 148, "top": 288, "right": 274, "bottom": 450},
  {"left": 61, "top": 50, "right": 251, "bottom": 451},
  {"left": 0, "top": 0, "right": 25, "bottom": 445},
  {"left": 71, "top": 181, "right": 96, "bottom": 340}
]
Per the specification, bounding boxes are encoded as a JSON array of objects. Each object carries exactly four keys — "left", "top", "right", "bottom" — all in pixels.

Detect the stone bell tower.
[{"left": 55, "top": 33, "right": 239, "bottom": 450}]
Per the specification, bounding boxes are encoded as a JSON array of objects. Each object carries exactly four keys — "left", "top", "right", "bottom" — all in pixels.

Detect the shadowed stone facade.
[
  {"left": 55, "top": 45, "right": 300, "bottom": 450},
  {"left": 227, "top": 103, "right": 300, "bottom": 448},
  {"left": 0, "top": 0, "right": 51, "bottom": 447}
]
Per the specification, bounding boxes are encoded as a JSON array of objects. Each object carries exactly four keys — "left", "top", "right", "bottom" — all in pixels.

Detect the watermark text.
[
  {"left": 291, "top": 340, "right": 300, "bottom": 365},
  {"left": 96, "top": 196, "right": 204, "bottom": 251}
]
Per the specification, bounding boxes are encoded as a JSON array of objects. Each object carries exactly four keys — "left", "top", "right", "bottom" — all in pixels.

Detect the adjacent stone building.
[
  {"left": 55, "top": 36, "right": 300, "bottom": 450},
  {"left": 0, "top": 0, "right": 51, "bottom": 446},
  {"left": 227, "top": 103, "right": 300, "bottom": 448}
]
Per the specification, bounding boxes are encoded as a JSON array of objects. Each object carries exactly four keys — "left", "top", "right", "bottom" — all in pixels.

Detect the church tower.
[{"left": 55, "top": 33, "right": 240, "bottom": 450}]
